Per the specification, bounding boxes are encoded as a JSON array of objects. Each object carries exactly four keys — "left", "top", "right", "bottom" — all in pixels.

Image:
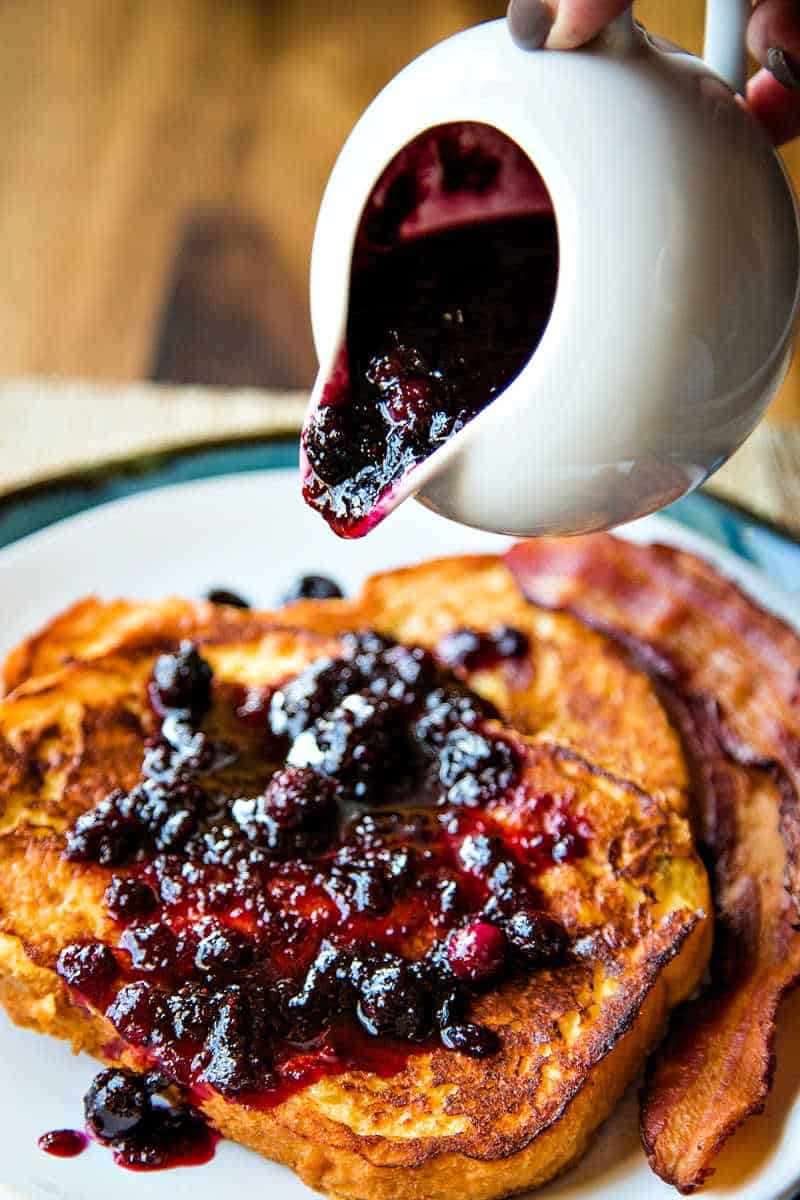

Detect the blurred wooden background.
[{"left": 0, "top": 0, "right": 798, "bottom": 515}]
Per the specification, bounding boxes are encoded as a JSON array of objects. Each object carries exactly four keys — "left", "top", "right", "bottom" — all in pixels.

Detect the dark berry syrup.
[
  {"left": 302, "top": 122, "right": 559, "bottom": 536},
  {"left": 53, "top": 633, "right": 581, "bottom": 1166}
]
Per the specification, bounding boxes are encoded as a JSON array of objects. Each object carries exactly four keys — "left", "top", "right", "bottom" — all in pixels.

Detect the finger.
[
  {"left": 748, "top": 0, "right": 800, "bottom": 87},
  {"left": 747, "top": 66, "right": 800, "bottom": 143},
  {"left": 507, "top": 0, "right": 556, "bottom": 49},
  {"left": 506, "top": 0, "right": 630, "bottom": 51},
  {"left": 545, "top": 0, "right": 632, "bottom": 50}
]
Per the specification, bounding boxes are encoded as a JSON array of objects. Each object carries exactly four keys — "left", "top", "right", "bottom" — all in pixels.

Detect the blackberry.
[
  {"left": 269, "top": 657, "right": 362, "bottom": 742},
  {"left": 413, "top": 686, "right": 498, "bottom": 750},
  {"left": 159, "top": 715, "right": 236, "bottom": 776},
  {"left": 456, "top": 832, "right": 501, "bottom": 873},
  {"left": 56, "top": 942, "right": 118, "bottom": 1006},
  {"left": 106, "top": 981, "right": 171, "bottom": 1046},
  {"left": 434, "top": 983, "right": 468, "bottom": 1029},
  {"left": 131, "top": 778, "right": 206, "bottom": 851},
  {"left": 304, "top": 403, "right": 356, "bottom": 485},
  {"left": 63, "top": 789, "right": 143, "bottom": 866},
  {"left": 194, "top": 927, "right": 254, "bottom": 976},
  {"left": 201, "top": 989, "right": 262, "bottom": 1096},
  {"left": 438, "top": 728, "right": 517, "bottom": 805},
  {"left": 150, "top": 641, "right": 212, "bottom": 717},
  {"left": 231, "top": 766, "right": 338, "bottom": 855},
  {"left": 288, "top": 692, "right": 406, "bottom": 802},
  {"left": 356, "top": 956, "right": 430, "bottom": 1040},
  {"left": 104, "top": 876, "right": 158, "bottom": 921},
  {"left": 505, "top": 908, "right": 568, "bottom": 966},
  {"left": 328, "top": 845, "right": 413, "bottom": 915},
  {"left": 285, "top": 941, "right": 353, "bottom": 1039},
  {"left": 166, "top": 984, "right": 214, "bottom": 1041},
  {"left": 119, "top": 922, "right": 194, "bottom": 977},
  {"left": 281, "top": 574, "right": 344, "bottom": 603}
]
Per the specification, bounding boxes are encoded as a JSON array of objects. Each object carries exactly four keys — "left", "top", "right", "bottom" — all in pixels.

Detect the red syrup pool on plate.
[
  {"left": 302, "top": 121, "right": 559, "bottom": 537},
  {"left": 38, "top": 1129, "right": 88, "bottom": 1158}
]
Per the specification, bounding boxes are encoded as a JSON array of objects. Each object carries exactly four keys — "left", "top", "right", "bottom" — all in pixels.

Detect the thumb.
[{"left": 507, "top": 0, "right": 632, "bottom": 51}]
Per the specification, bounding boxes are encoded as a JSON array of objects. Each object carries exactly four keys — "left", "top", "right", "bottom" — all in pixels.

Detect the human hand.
[{"left": 506, "top": 0, "right": 800, "bottom": 145}]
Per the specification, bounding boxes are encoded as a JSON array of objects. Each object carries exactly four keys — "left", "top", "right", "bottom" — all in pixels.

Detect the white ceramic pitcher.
[{"left": 305, "top": 4, "right": 800, "bottom": 537}]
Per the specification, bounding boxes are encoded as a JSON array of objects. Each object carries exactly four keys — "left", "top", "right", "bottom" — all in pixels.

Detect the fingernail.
[
  {"left": 767, "top": 47, "right": 800, "bottom": 89},
  {"left": 507, "top": 0, "right": 555, "bottom": 50}
]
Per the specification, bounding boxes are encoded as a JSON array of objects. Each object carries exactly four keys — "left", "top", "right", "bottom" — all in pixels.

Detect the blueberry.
[
  {"left": 205, "top": 588, "right": 250, "bottom": 609},
  {"left": 440, "top": 1022, "right": 500, "bottom": 1057},
  {"left": 281, "top": 575, "right": 344, "bottom": 604},
  {"left": 505, "top": 908, "right": 568, "bottom": 966},
  {"left": 84, "top": 1069, "right": 151, "bottom": 1141},
  {"left": 150, "top": 641, "right": 212, "bottom": 717},
  {"left": 104, "top": 876, "right": 158, "bottom": 921},
  {"left": 56, "top": 943, "right": 118, "bottom": 1006},
  {"left": 365, "top": 345, "right": 440, "bottom": 437}
]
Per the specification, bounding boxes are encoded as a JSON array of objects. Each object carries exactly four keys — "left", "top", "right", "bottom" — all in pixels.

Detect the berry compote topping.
[
  {"left": 57, "top": 634, "right": 580, "bottom": 1123},
  {"left": 82, "top": 1068, "right": 218, "bottom": 1171},
  {"left": 302, "top": 124, "right": 558, "bottom": 537}
]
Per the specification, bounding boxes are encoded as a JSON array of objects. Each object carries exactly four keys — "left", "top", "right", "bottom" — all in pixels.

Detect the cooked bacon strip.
[{"left": 505, "top": 535, "right": 800, "bottom": 1193}]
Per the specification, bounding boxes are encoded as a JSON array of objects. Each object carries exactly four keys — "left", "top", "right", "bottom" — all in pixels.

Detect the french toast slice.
[{"left": 0, "top": 553, "right": 711, "bottom": 1198}]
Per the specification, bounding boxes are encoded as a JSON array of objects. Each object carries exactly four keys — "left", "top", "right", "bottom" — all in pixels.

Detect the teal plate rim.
[{"left": 1, "top": 438, "right": 798, "bottom": 592}]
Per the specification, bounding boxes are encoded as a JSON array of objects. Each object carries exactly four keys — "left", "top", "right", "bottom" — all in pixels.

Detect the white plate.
[{"left": 0, "top": 469, "right": 798, "bottom": 1200}]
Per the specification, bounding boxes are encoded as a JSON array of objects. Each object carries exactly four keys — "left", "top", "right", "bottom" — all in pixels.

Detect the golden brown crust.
[
  {"left": 506, "top": 534, "right": 800, "bottom": 1193},
  {"left": 0, "top": 550, "right": 712, "bottom": 1198},
  {"left": 0, "top": 919, "right": 701, "bottom": 1200}
]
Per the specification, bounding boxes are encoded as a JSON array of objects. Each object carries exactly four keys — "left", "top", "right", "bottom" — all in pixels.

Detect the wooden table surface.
[{"left": 0, "top": 0, "right": 798, "bottom": 534}]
